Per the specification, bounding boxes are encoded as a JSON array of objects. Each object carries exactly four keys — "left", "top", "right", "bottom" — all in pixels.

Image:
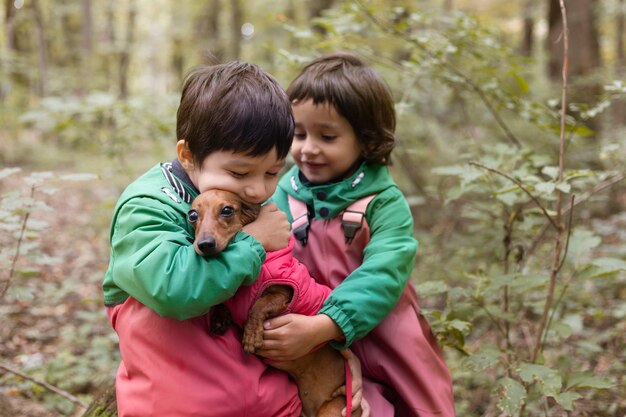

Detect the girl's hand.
[
  {"left": 333, "top": 349, "right": 370, "bottom": 417},
  {"left": 242, "top": 203, "right": 290, "bottom": 251},
  {"left": 257, "top": 314, "right": 341, "bottom": 361}
]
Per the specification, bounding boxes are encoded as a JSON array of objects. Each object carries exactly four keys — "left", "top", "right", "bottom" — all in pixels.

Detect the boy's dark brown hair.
[
  {"left": 286, "top": 51, "right": 396, "bottom": 165},
  {"left": 177, "top": 61, "right": 294, "bottom": 165}
]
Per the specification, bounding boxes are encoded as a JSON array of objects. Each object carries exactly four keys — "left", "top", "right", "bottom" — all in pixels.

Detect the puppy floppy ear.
[{"left": 240, "top": 202, "right": 261, "bottom": 226}]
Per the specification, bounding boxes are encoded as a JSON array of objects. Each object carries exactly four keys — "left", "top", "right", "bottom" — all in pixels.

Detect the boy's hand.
[{"left": 242, "top": 203, "right": 290, "bottom": 251}]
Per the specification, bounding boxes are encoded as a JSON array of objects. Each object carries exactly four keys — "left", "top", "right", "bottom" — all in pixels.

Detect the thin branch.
[
  {"left": 522, "top": 173, "right": 626, "bottom": 268},
  {"left": 469, "top": 161, "right": 559, "bottom": 230},
  {"left": 557, "top": 195, "right": 576, "bottom": 273},
  {"left": 1, "top": 186, "right": 36, "bottom": 300},
  {"left": 0, "top": 362, "right": 88, "bottom": 410},
  {"left": 353, "top": 0, "right": 522, "bottom": 148},
  {"left": 531, "top": 0, "right": 569, "bottom": 364}
]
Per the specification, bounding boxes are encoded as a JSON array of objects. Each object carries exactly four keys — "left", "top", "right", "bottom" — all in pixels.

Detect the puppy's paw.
[{"left": 242, "top": 318, "right": 264, "bottom": 354}]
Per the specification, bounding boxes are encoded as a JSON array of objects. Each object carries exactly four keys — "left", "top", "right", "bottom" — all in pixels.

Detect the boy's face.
[
  {"left": 291, "top": 99, "right": 362, "bottom": 184},
  {"left": 177, "top": 141, "right": 285, "bottom": 205}
]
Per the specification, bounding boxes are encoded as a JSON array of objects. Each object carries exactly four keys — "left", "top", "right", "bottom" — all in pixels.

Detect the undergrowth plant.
[{"left": 0, "top": 168, "right": 118, "bottom": 415}]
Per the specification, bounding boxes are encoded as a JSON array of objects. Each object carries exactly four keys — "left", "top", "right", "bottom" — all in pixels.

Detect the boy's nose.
[{"left": 244, "top": 183, "right": 266, "bottom": 204}]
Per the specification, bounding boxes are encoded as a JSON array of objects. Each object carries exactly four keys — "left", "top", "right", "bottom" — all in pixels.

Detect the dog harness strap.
[
  {"left": 345, "top": 359, "right": 353, "bottom": 417},
  {"left": 288, "top": 195, "right": 310, "bottom": 246},
  {"left": 341, "top": 194, "right": 376, "bottom": 244}
]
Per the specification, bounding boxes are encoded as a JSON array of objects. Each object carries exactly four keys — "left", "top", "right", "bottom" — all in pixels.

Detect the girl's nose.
[{"left": 301, "top": 138, "right": 319, "bottom": 156}]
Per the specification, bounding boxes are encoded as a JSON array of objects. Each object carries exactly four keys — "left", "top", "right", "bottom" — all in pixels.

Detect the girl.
[{"left": 262, "top": 52, "right": 456, "bottom": 417}]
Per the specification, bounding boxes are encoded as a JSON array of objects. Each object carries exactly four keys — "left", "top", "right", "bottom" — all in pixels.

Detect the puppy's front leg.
[{"left": 242, "top": 285, "right": 293, "bottom": 354}]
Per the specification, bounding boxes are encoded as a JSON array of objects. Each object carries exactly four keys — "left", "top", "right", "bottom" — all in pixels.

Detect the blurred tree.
[
  {"left": 547, "top": 0, "right": 602, "bottom": 133},
  {"left": 520, "top": 0, "right": 534, "bottom": 57},
  {"left": 118, "top": 1, "right": 137, "bottom": 98},
  {"left": 614, "top": 0, "right": 625, "bottom": 125},
  {"left": 80, "top": 0, "right": 93, "bottom": 93},
  {"left": 230, "top": 0, "right": 243, "bottom": 60},
  {"left": 31, "top": 0, "right": 48, "bottom": 96}
]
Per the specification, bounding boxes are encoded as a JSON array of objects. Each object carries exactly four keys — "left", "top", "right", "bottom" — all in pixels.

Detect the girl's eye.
[
  {"left": 266, "top": 171, "right": 279, "bottom": 177},
  {"left": 221, "top": 206, "right": 235, "bottom": 217},
  {"left": 294, "top": 132, "right": 306, "bottom": 140},
  {"left": 321, "top": 135, "right": 336, "bottom": 141},
  {"left": 187, "top": 209, "right": 199, "bottom": 223},
  {"left": 230, "top": 171, "right": 246, "bottom": 178}
]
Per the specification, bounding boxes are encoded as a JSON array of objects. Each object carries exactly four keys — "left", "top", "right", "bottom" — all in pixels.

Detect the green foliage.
[{"left": 17, "top": 92, "right": 177, "bottom": 174}]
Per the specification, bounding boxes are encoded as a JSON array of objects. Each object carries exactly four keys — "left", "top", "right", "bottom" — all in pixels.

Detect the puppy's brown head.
[{"left": 188, "top": 189, "right": 260, "bottom": 257}]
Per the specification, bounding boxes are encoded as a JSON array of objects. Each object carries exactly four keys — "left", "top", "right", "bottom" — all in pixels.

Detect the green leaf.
[
  {"left": 566, "top": 372, "right": 614, "bottom": 390},
  {"left": 591, "top": 257, "right": 626, "bottom": 271},
  {"left": 496, "top": 377, "right": 526, "bottom": 415},
  {"left": 566, "top": 230, "right": 602, "bottom": 268},
  {"left": 541, "top": 166, "right": 559, "bottom": 180},
  {"left": 461, "top": 344, "right": 501, "bottom": 372},
  {"left": 553, "top": 392, "right": 582, "bottom": 410},
  {"left": 517, "top": 363, "right": 562, "bottom": 397}
]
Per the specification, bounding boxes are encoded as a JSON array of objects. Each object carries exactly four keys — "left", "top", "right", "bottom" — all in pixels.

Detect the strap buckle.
[
  {"left": 292, "top": 213, "right": 309, "bottom": 246},
  {"left": 341, "top": 210, "right": 364, "bottom": 244}
]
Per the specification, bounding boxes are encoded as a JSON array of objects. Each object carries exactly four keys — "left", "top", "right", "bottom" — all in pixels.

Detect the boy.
[{"left": 102, "top": 61, "right": 364, "bottom": 416}]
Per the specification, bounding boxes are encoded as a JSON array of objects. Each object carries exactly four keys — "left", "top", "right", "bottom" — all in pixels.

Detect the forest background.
[{"left": 0, "top": 0, "right": 624, "bottom": 416}]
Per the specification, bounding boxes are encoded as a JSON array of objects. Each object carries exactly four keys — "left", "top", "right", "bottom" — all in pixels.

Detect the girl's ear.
[{"left": 176, "top": 140, "right": 195, "bottom": 172}]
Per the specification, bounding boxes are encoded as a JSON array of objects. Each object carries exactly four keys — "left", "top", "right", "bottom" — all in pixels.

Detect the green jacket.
[
  {"left": 272, "top": 163, "right": 418, "bottom": 348},
  {"left": 102, "top": 163, "right": 265, "bottom": 320}
]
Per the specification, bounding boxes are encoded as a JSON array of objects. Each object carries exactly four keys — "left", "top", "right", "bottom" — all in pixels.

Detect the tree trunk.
[
  {"left": 4, "top": 0, "right": 15, "bottom": 50},
  {"left": 102, "top": 0, "right": 116, "bottom": 88},
  {"left": 547, "top": 0, "right": 602, "bottom": 134},
  {"left": 520, "top": 0, "right": 534, "bottom": 57},
  {"left": 30, "top": 0, "right": 48, "bottom": 97},
  {"left": 197, "top": 0, "right": 223, "bottom": 62},
  {"left": 119, "top": 1, "right": 137, "bottom": 99},
  {"left": 547, "top": 0, "right": 601, "bottom": 79},
  {"left": 80, "top": 0, "right": 93, "bottom": 94},
  {"left": 230, "top": 0, "right": 243, "bottom": 60},
  {"left": 614, "top": 0, "right": 625, "bottom": 125}
]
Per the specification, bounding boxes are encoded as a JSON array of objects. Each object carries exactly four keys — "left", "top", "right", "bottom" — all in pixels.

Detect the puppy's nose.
[{"left": 198, "top": 236, "right": 217, "bottom": 256}]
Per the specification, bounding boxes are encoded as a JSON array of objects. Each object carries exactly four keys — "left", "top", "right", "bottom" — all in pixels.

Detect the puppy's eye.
[
  {"left": 187, "top": 209, "right": 199, "bottom": 223},
  {"left": 221, "top": 206, "right": 235, "bottom": 217}
]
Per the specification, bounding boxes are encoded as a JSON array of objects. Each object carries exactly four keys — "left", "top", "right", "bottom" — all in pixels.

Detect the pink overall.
[
  {"left": 107, "top": 237, "right": 331, "bottom": 417},
  {"left": 289, "top": 197, "right": 456, "bottom": 417}
]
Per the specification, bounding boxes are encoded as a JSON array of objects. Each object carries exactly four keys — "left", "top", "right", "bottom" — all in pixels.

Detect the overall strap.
[
  {"left": 287, "top": 195, "right": 310, "bottom": 246},
  {"left": 341, "top": 194, "right": 376, "bottom": 244}
]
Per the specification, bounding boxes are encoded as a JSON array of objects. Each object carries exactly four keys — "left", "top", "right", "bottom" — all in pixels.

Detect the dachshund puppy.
[{"left": 188, "top": 190, "right": 361, "bottom": 417}]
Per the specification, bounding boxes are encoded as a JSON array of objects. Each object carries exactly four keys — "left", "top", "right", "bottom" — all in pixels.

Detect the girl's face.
[
  {"left": 291, "top": 99, "right": 362, "bottom": 184},
  {"left": 177, "top": 141, "right": 285, "bottom": 205}
]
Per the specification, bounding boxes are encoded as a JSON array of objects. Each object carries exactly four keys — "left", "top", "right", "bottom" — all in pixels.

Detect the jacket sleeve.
[
  {"left": 108, "top": 196, "right": 265, "bottom": 320},
  {"left": 318, "top": 188, "right": 418, "bottom": 348}
]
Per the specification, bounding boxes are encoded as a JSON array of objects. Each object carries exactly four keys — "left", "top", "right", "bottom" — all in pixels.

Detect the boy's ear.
[{"left": 176, "top": 140, "right": 195, "bottom": 171}]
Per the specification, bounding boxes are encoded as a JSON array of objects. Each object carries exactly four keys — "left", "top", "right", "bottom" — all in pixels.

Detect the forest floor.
[{"left": 0, "top": 160, "right": 124, "bottom": 416}]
